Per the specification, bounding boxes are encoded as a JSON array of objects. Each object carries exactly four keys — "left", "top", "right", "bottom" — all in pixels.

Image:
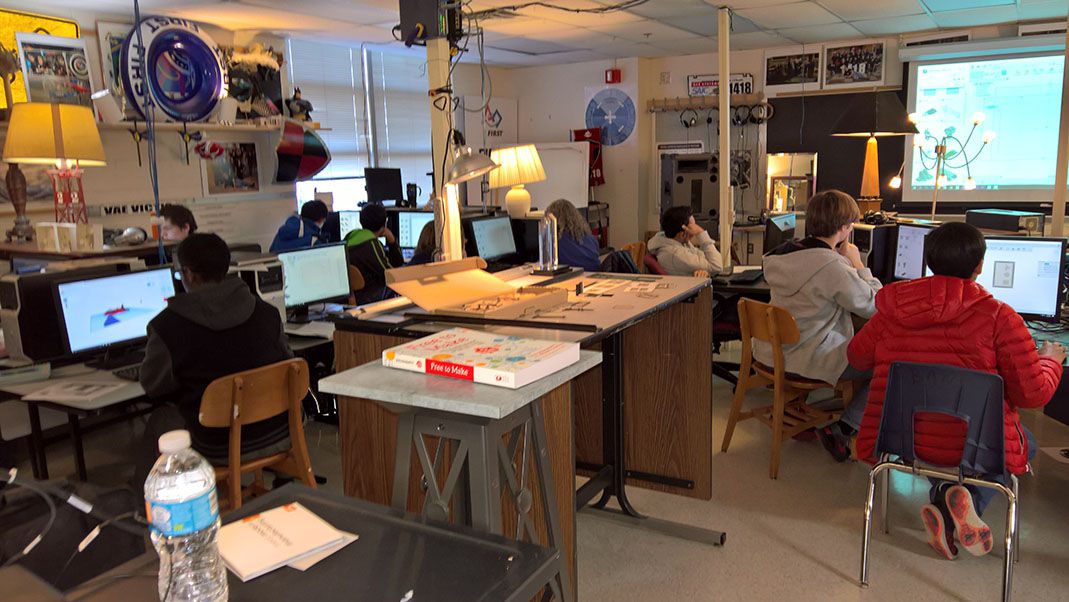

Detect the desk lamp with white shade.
[
  {"left": 2, "top": 102, "right": 106, "bottom": 240},
  {"left": 489, "top": 144, "right": 546, "bottom": 218}
]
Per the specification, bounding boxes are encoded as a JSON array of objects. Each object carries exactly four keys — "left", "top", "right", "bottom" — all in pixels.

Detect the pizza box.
[{"left": 386, "top": 258, "right": 567, "bottom": 319}]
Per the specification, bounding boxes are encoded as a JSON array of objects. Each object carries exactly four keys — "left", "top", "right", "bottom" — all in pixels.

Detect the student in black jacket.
[
  {"left": 134, "top": 233, "right": 294, "bottom": 486},
  {"left": 344, "top": 203, "right": 404, "bottom": 305}
]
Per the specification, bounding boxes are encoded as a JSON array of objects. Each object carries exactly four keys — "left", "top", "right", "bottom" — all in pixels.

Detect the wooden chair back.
[
  {"left": 737, "top": 298, "right": 800, "bottom": 377},
  {"left": 620, "top": 241, "right": 647, "bottom": 273}
]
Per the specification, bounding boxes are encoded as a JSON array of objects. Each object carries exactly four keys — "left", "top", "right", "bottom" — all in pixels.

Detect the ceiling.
[{"left": 26, "top": 0, "right": 1069, "bottom": 66}]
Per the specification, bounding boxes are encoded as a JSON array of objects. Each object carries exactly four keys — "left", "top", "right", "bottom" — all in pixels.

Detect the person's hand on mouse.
[{"left": 1039, "top": 341, "right": 1067, "bottom": 364}]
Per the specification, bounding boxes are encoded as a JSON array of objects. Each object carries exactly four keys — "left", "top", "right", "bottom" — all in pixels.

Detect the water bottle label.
[{"left": 146, "top": 487, "right": 219, "bottom": 537}]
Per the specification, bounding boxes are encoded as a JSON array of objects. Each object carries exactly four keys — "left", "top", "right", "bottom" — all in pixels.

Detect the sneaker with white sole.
[
  {"left": 945, "top": 484, "right": 993, "bottom": 556},
  {"left": 920, "top": 504, "right": 958, "bottom": 560}
]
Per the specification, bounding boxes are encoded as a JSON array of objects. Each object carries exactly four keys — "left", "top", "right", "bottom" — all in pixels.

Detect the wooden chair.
[
  {"left": 198, "top": 358, "right": 317, "bottom": 510},
  {"left": 721, "top": 298, "right": 843, "bottom": 479},
  {"left": 348, "top": 264, "right": 365, "bottom": 305},
  {"left": 620, "top": 241, "right": 647, "bottom": 273}
]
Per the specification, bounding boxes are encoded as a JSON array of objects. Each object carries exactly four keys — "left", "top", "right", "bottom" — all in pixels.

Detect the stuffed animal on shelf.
[{"left": 287, "top": 87, "right": 313, "bottom": 121}]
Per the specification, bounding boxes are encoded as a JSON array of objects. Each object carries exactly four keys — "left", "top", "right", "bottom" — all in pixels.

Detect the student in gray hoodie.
[
  {"left": 755, "top": 190, "right": 881, "bottom": 461},
  {"left": 647, "top": 206, "right": 723, "bottom": 276}
]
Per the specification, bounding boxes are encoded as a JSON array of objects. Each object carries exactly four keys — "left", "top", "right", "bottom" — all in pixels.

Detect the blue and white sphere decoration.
[
  {"left": 122, "top": 17, "right": 226, "bottom": 122},
  {"left": 585, "top": 88, "right": 636, "bottom": 146}
]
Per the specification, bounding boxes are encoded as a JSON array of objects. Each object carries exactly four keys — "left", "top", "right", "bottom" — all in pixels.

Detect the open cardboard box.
[{"left": 386, "top": 257, "right": 567, "bottom": 320}]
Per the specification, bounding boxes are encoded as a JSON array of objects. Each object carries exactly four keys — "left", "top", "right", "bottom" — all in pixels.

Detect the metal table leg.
[
  {"left": 26, "top": 402, "right": 48, "bottom": 480},
  {"left": 69, "top": 413, "right": 87, "bottom": 481}
]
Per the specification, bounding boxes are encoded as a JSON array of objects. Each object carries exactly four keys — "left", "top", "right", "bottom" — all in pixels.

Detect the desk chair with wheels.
[
  {"left": 721, "top": 298, "right": 843, "bottom": 479},
  {"left": 860, "top": 362, "right": 1020, "bottom": 602},
  {"left": 198, "top": 358, "right": 317, "bottom": 510}
]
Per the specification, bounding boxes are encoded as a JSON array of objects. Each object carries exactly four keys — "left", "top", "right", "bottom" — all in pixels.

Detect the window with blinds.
[{"left": 288, "top": 40, "right": 435, "bottom": 210}]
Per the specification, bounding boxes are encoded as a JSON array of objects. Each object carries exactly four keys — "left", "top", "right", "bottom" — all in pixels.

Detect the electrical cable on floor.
[{"left": 0, "top": 467, "right": 57, "bottom": 567}]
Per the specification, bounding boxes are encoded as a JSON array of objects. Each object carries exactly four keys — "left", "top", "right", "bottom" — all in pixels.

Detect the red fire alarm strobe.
[{"left": 605, "top": 68, "right": 621, "bottom": 84}]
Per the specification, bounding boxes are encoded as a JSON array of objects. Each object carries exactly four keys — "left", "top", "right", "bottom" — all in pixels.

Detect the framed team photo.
[
  {"left": 15, "top": 32, "right": 95, "bottom": 107},
  {"left": 824, "top": 41, "right": 885, "bottom": 89},
  {"left": 765, "top": 46, "right": 822, "bottom": 95}
]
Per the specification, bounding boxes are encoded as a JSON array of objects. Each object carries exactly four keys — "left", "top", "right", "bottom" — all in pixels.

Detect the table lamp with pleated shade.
[
  {"left": 489, "top": 144, "right": 546, "bottom": 218},
  {"left": 3, "top": 102, "right": 106, "bottom": 231}
]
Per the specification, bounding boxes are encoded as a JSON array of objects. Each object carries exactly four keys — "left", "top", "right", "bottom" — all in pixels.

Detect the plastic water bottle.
[{"left": 145, "top": 430, "right": 228, "bottom": 602}]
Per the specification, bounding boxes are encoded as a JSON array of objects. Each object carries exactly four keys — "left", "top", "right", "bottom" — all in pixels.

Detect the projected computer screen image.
[
  {"left": 893, "top": 224, "right": 934, "bottom": 280},
  {"left": 471, "top": 217, "right": 517, "bottom": 260},
  {"left": 907, "top": 53, "right": 1063, "bottom": 199},
  {"left": 925, "top": 237, "right": 1065, "bottom": 318},
  {"left": 398, "top": 212, "right": 435, "bottom": 249},
  {"left": 57, "top": 268, "right": 176, "bottom": 354},
  {"left": 338, "top": 211, "right": 360, "bottom": 239},
  {"left": 277, "top": 244, "right": 350, "bottom": 308}
]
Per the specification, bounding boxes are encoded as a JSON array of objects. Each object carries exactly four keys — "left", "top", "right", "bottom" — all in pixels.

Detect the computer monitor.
[
  {"left": 397, "top": 211, "right": 435, "bottom": 249},
  {"left": 469, "top": 215, "right": 518, "bottom": 261},
  {"left": 338, "top": 210, "right": 360, "bottom": 239},
  {"left": 276, "top": 243, "right": 351, "bottom": 312},
  {"left": 54, "top": 267, "right": 176, "bottom": 356},
  {"left": 924, "top": 236, "right": 1067, "bottom": 320},
  {"left": 893, "top": 223, "right": 935, "bottom": 280},
  {"left": 763, "top": 213, "right": 796, "bottom": 254},
  {"left": 364, "top": 168, "right": 403, "bottom": 204}
]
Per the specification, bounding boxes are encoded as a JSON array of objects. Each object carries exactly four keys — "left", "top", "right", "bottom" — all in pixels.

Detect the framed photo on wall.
[
  {"left": 15, "top": 32, "right": 95, "bottom": 107},
  {"left": 95, "top": 21, "right": 139, "bottom": 118},
  {"left": 764, "top": 46, "right": 822, "bottom": 95},
  {"left": 202, "top": 142, "right": 261, "bottom": 196},
  {"left": 823, "top": 41, "right": 885, "bottom": 89}
]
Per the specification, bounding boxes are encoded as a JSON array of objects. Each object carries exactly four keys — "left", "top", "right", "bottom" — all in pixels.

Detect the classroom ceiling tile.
[
  {"left": 851, "top": 14, "right": 938, "bottom": 36},
  {"left": 520, "top": 2, "right": 645, "bottom": 27},
  {"left": 728, "top": 30, "right": 794, "bottom": 49},
  {"left": 658, "top": 36, "right": 718, "bottom": 55},
  {"left": 589, "top": 20, "right": 704, "bottom": 44},
  {"left": 479, "top": 17, "right": 574, "bottom": 37},
  {"left": 776, "top": 22, "right": 864, "bottom": 44},
  {"left": 660, "top": 13, "right": 763, "bottom": 37},
  {"left": 486, "top": 37, "right": 586, "bottom": 55},
  {"left": 930, "top": 5, "right": 1018, "bottom": 27},
  {"left": 814, "top": 0, "right": 926, "bottom": 21},
  {"left": 242, "top": 0, "right": 397, "bottom": 25},
  {"left": 604, "top": 41, "right": 675, "bottom": 57},
  {"left": 734, "top": 2, "right": 842, "bottom": 30},
  {"left": 921, "top": 0, "right": 1014, "bottom": 11},
  {"left": 626, "top": 0, "right": 715, "bottom": 19},
  {"left": 715, "top": 0, "right": 806, "bottom": 8}
]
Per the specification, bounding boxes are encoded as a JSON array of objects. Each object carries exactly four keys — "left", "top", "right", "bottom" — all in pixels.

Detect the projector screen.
[{"left": 904, "top": 52, "right": 1064, "bottom": 204}]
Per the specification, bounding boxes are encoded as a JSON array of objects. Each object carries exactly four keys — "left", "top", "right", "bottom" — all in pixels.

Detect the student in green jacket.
[{"left": 344, "top": 203, "right": 404, "bottom": 305}]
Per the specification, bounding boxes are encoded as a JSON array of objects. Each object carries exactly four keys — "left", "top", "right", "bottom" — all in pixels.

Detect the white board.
[{"left": 485, "top": 142, "right": 589, "bottom": 211}]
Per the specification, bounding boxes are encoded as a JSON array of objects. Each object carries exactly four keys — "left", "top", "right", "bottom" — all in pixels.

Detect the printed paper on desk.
[
  {"left": 288, "top": 530, "right": 358, "bottom": 570},
  {"left": 218, "top": 502, "right": 344, "bottom": 581},
  {"left": 23, "top": 381, "right": 126, "bottom": 403}
]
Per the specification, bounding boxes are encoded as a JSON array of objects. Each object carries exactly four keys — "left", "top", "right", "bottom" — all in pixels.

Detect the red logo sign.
[{"left": 427, "top": 359, "right": 474, "bottom": 381}]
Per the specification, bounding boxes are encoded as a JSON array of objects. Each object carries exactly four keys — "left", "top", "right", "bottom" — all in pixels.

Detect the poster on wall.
[
  {"left": 585, "top": 87, "right": 636, "bottom": 147},
  {"left": 460, "top": 96, "right": 517, "bottom": 206},
  {"left": 95, "top": 21, "right": 140, "bottom": 119},
  {"left": 202, "top": 142, "right": 260, "bottom": 196},
  {"left": 823, "top": 41, "right": 884, "bottom": 89},
  {"left": 764, "top": 46, "right": 821, "bottom": 95},
  {"left": 16, "top": 32, "right": 95, "bottom": 107},
  {"left": 687, "top": 73, "right": 754, "bottom": 97},
  {"left": 0, "top": 8, "right": 79, "bottom": 110}
]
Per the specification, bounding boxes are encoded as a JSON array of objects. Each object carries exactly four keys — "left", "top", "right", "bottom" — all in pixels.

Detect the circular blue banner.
[{"left": 585, "top": 88, "right": 635, "bottom": 146}]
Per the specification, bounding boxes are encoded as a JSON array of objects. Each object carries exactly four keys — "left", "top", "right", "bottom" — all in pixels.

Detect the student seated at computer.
[
  {"left": 647, "top": 206, "right": 723, "bottom": 276},
  {"left": 408, "top": 220, "right": 436, "bottom": 265},
  {"left": 758, "top": 189, "right": 881, "bottom": 461},
  {"left": 135, "top": 233, "right": 294, "bottom": 485},
  {"left": 269, "top": 200, "right": 329, "bottom": 252},
  {"left": 849, "top": 222, "right": 1064, "bottom": 560},
  {"left": 159, "top": 204, "right": 197, "bottom": 242},
  {"left": 545, "top": 199, "right": 601, "bottom": 272},
  {"left": 344, "top": 203, "right": 404, "bottom": 304}
]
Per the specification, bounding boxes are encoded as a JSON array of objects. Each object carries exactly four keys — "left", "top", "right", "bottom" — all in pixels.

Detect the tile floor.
[{"left": 9, "top": 345, "right": 1069, "bottom": 600}]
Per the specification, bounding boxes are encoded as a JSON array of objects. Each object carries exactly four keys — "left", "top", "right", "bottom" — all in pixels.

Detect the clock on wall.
[{"left": 585, "top": 88, "right": 635, "bottom": 146}]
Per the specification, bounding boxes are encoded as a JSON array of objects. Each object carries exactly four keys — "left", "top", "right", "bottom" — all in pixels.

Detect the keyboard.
[
  {"left": 113, "top": 365, "right": 141, "bottom": 382},
  {"left": 729, "top": 269, "right": 764, "bottom": 284}
]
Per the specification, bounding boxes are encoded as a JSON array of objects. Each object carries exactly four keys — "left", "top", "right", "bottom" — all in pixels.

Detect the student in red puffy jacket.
[{"left": 848, "top": 222, "right": 1064, "bottom": 560}]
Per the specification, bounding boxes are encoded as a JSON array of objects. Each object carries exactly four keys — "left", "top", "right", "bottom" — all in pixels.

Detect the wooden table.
[
  {"left": 328, "top": 270, "right": 723, "bottom": 587},
  {"left": 0, "top": 240, "right": 172, "bottom": 264}
]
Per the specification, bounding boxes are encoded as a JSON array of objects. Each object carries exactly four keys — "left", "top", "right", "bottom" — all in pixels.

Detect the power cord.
[{"left": 0, "top": 467, "right": 56, "bottom": 567}]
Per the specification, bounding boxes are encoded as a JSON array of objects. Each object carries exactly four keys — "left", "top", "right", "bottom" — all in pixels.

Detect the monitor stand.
[
  {"left": 287, "top": 306, "right": 327, "bottom": 324},
  {"left": 86, "top": 345, "right": 145, "bottom": 370}
]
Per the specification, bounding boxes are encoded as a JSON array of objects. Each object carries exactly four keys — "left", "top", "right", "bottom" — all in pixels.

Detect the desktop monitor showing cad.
[
  {"left": 398, "top": 211, "right": 435, "bottom": 249},
  {"left": 924, "top": 236, "right": 1067, "bottom": 320},
  {"left": 893, "top": 224, "right": 935, "bottom": 280},
  {"left": 55, "top": 267, "right": 176, "bottom": 355},
  {"left": 763, "top": 214, "right": 796, "bottom": 254},
  {"left": 365, "top": 168, "right": 403, "bottom": 204},
  {"left": 471, "top": 216, "right": 517, "bottom": 260},
  {"left": 277, "top": 244, "right": 351, "bottom": 311},
  {"left": 338, "top": 211, "right": 360, "bottom": 239}
]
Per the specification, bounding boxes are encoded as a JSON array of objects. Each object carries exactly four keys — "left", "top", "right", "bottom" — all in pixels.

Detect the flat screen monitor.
[
  {"left": 55, "top": 267, "right": 176, "bottom": 354},
  {"left": 338, "top": 210, "right": 360, "bottom": 239},
  {"left": 470, "top": 216, "right": 517, "bottom": 261},
  {"left": 893, "top": 224, "right": 935, "bottom": 280},
  {"left": 276, "top": 243, "right": 351, "bottom": 308},
  {"left": 364, "top": 168, "right": 403, "bottom": 204},
  {"left": 924, "top": 236, "right": 1067, "bottom": 320},
  {"left": 397, "top": 211, "right": 435, "bottom": 249},
  {"left": 763, "top": 213, "right": 796, "bottom": 254}
]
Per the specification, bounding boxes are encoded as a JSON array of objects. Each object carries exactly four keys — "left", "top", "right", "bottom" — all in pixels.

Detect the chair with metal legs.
[{"left": 859, "top": 362, "right": 1023, "bottom": 602}]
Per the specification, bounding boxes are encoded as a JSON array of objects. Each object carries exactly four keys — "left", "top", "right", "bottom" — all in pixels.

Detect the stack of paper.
[{"left": 217, "top": 502, "right": 357, "bottom": 581}]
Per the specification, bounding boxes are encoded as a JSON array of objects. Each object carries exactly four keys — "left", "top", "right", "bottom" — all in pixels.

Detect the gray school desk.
[
  {"left": 67, "top": 484, "right": 563, "bottom": 602},
  {"left": 327, "top": 270, "right": 722, "bottom": 597}
]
